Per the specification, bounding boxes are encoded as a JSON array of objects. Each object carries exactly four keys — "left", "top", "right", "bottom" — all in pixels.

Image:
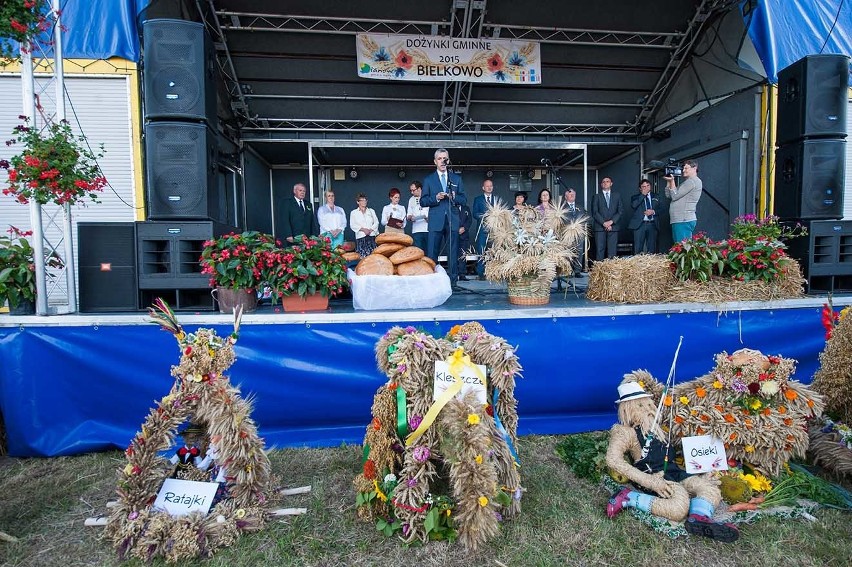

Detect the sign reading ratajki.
[
  {"left": 356, "top": 33, "right": 541, "bottom": 84},
  {"left": 153, "top": 478, "right": 219, "bottom": 516}
]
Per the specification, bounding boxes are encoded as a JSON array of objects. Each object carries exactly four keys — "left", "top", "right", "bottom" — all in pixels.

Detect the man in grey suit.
[
  {"left": 591, "top": 177, "right": 623, "bottom": 260},
  {"left": 628, "top": 179, "right": 662, "bottom": 254},
  {"left": 280, "top": 182, "right": 319, "bottom": 242},
  {"left": 665, "top": 159, "right": 702, "bottom": 243},
  {"left": 419, "top": 148, "right": 467, "bottom": 286}
]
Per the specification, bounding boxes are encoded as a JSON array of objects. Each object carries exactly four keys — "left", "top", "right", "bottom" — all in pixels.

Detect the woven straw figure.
[
  {"left": 671, "top": 349, "right": 822, "bottom": 477},
  {"left": 103, "top": 300, "right": 275, "bottom": 563},
  {"left": 355, "top": 322, "right": 523, "bottom": 549},
  {"left": 812, "top": 307, "right": 852, "bottom": 424},
  {"left": 606, "top": 373, "right": 738, "bottom": 542}
]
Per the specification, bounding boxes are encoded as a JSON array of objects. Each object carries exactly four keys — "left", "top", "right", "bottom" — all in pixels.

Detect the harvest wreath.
[
  {"left": 97, "top": 300, "right": 299, "bottom": 563},
  {"left": 354, "top": 322, "right": 523, "bottom": 549}
]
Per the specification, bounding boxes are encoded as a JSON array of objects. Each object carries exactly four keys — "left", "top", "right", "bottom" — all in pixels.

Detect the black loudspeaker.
[
  {"left": 786, "top": 220, "right": 852, "bottom": 293},
  {"left": 776, "top": 54, "right": 849, "bottom": 146},
  {"left": 142, "top": 19, "right": 218, "bottom": 126},
  {"left": 774, "top": 139, "right": 845, "bottom": 220},
  {"left": 145, "top": 121, "right": 224, "bottom": 221},
  {"left": 78, "top": 223, "right": 138, "bottom": 312}
]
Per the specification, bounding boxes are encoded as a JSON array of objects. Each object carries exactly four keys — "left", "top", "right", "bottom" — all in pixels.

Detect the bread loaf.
[
  {"left": 389, "top": 246, "right": 425, "bottom": 265},
  {"left": 342, "top": 251, "right": 361, "bottom": 262},
  {"left": 421, "top": 256, "right": 436, "bottom": 268},
  {"left": 397, "top": 259, "right": 435, "bottom": 276},
  {"left": 355, "top": 254, "right": 394, "bottom": 276},
  {"left": 373, "top": 243, "right": 405, "bottom": 257},
  {"left": 376, "top": 232, "right": 414, "bottom": 246}
]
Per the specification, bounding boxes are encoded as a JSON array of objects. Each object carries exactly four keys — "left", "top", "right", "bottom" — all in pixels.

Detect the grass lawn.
[{"left": 1, "top": 435, "right": 849, "bottom": 567}]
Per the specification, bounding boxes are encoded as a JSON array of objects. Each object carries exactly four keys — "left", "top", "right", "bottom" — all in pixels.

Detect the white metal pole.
[
  {"left": 52, "top": 0, "right": 77, "bottom": 312},
  {"left": 21, "top": 47, "right": 48, "bottom": 315}
]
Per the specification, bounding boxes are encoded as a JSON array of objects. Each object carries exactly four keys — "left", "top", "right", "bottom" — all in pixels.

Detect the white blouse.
[
  {"left": 349, "top": 207, "right": 379, "bottom": 239},
  {"left": 317, "top": 204, "right": 347, "bottom": 233},
  {"left": 381, "top": 203, "right": 408, "bottom": 229}
]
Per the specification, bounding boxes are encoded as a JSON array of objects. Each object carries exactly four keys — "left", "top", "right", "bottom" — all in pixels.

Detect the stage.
[{"left": 1, "top": 277, "right": 849, "bottom": 457}]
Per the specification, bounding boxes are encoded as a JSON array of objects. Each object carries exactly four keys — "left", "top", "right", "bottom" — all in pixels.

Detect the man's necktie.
[
  {"left": 570, "top": 204, "right": 575, "bottom": 212},
  {"left": 486, "top": 195, "right": 491, "bottom": 206},
  {"left": 440, "top": 173, "right": 447, "bottom": 191},
  {"left": 605, "top": 193, "right": 610, "bottom": 208},
  {"left": 299, "top": 199, "right": 305, "bottom": 212}
]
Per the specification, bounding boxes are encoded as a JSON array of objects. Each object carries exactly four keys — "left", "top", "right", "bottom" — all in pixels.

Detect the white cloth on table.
[{"left": 348, "top": 265, "right": 452, "bottom": 310}]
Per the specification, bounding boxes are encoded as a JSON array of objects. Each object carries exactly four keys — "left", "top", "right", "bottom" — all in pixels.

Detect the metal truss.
[
  {"left": 487, "top": 24, "right": 680, "bottom": 48},
  {"left": 438, "top": 0, "right": 487, "bottom": 133},
  {"left": 634, "top": 0, "right": 728, "bottom": 134},
  {"left": 241, "top": 118, "right": 633, "bottom": 137},
  {"left": 199, "top": 0, "right": 251, "bottom": 122},
  {"left": 215, "top": 11, "right": 448, "bottom": 36},
  {"left": 214, "top": 10, "right": 680, "bottom": 50}
]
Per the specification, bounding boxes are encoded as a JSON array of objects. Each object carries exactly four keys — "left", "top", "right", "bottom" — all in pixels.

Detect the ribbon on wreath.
[
  {"left": 492, "top": 388, "right": 520, "bottom": 467},
  {"left": 396, "top": 385, "right": 408, "bottom": 438},
  {"left": 405, "top": 347, "right": 486, "bottom": 446}
]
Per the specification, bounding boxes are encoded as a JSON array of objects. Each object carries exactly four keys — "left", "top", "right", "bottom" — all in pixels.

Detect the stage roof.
[{"left": 42, "top": 1, "right": 852, "bottom": 166}]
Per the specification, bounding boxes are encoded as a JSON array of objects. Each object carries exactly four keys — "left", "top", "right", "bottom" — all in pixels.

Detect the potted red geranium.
[
  {"left": 260, "top": 235, "right": 349, "bottom": 312},
  {"left": 1, "top": 117, "right": 107, "bottom": 206},
  {"left": 0, "top": 0, "right": 50, "bottom": 64},
  {"left": 199, "top": 231, "right": 277, "bottom": 314}
]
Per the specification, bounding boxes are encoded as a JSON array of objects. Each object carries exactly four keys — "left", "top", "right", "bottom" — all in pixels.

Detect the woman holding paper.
[{"left": 381, "top": 187, "right": 407, "bottom": 234}]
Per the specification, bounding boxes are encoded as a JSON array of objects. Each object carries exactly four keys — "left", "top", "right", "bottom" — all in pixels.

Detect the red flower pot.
[{"left": 280, "top": 293, "right": 329, "bottom": 313}]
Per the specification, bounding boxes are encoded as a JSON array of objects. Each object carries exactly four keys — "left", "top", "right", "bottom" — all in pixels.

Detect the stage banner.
[{"left": 356, "top": 33, "right": 541, "bottom": 84}]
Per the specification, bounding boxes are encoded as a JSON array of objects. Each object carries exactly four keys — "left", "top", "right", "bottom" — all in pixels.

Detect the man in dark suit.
[
  {"left": 591, "top": 176, "right": 623, "bottom": 260},
  {"left": 280, "top": 183, "right": 319, "bottom": 242},
  {"left": 565, "top": 188, "right": 588, "bottom": 275},
  {"left": 420, "top": 148, "right": 467, "bottom": 285},
  {"left": 456, "top": 202, "right": 473, "bottom": 280},
  {"left": 471, "top": 178, "right": 494, "bottom": 279},
  {"left": 627, "top": 179, "right": 662, "bottom": 254}
]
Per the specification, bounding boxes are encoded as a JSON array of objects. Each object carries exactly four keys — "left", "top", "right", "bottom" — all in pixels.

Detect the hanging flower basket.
[
  {"left": 1, "top": 117, "right": 107, "bottom": 206},
  {"left": 0, "top": 0, "right": 51, "bottom": 64}
]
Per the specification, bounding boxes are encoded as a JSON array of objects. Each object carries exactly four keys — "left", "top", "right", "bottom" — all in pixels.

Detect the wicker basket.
[{"left": 507, "top": 274, "right": 551, "bottom": 305}]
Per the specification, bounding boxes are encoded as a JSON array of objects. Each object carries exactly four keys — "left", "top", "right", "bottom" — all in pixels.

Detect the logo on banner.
[
  {"left": 433, "top": 360, "right": 487, "bottom": 404},
  {"left": 153, "top": 478, "right": 219, "bottom": 516},
  {"left": 681, "top": 435, "right": 729, "bottom": 474}
]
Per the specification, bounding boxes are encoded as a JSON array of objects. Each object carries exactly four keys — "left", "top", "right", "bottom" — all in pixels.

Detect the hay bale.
[
  {"left": 585, "top": 255, "right": 675, "bottom": 303},
  {"left": 586, "top": 254, "right": 805, "bottom": 304}
]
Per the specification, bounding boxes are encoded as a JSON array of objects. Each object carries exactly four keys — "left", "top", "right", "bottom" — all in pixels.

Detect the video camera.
[{"left": 664, "top": 158, "right": 683, "bottom": 177}]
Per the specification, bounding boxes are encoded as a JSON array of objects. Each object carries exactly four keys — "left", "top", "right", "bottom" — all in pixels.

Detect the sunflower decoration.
[{"left": 356, "top": 322, "right": 523, "bottom": 549}]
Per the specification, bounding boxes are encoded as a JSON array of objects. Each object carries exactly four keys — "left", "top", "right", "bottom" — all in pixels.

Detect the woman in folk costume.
[{"left": 605, "top": 374, "right": 739, "bottom": 542}]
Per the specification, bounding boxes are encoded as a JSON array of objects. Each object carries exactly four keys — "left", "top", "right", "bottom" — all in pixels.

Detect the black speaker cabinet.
[
  {"left": 145, "top": 121, "right": 224, "bottom": 221},
  {"left": 786, "top": 220, "right": 852, "bottom": 293},
  {"left": 142, "top": 19, "right": 218, "bottom": 126},
  {"left": 774, "top": 138, "right": 845, "bottom": 220},
  {"left": 776, "top": 54, "right": 849, "bottom": 146},
  {"left": 78, "top": 222, "right": 138, "bottom": 312}
]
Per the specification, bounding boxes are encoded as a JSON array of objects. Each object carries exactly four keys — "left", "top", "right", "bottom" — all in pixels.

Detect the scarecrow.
[{"left": 605, "top": 374, "right": 739, "bottom": 542}]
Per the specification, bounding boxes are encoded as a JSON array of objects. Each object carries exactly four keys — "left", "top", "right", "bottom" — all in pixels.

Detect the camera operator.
[{"left": 664, "top": 159, "right": 702, "bottom": 243}]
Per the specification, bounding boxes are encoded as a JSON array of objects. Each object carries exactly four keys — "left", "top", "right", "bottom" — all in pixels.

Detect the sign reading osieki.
[{"left": 356, "top": 33, "right": 541, "bottom": 84}]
